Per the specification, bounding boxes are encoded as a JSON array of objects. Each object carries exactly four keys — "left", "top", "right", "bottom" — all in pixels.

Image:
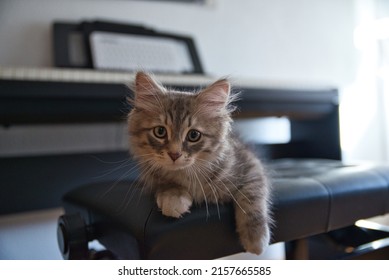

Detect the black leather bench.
[{"left": 57, "top": 159, "right": 389, "bottom": 259}]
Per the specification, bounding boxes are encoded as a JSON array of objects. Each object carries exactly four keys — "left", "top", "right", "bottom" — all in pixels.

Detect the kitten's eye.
[
  {"left": 153, "top": 126, "right": 167, "bottom": 138},
  {"left": 187, "top": 129, "right": 201, "bottom": 142}
]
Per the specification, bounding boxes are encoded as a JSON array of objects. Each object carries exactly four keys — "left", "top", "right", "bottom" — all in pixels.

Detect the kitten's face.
[{"left": 128, "top": 72, "right": 233, "bottom": 171}]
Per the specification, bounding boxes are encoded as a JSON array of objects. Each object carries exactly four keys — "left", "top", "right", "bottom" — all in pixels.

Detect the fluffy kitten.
[{"left": 127, "top": 72, "right": 271, "bottom": 255}]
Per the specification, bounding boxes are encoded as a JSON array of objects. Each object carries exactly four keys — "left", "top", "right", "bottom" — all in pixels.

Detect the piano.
[
  {"left": 3, "top": 67, "right": 389, "bottom": 260},
  {"left": 0, "top": 66, "right": 341, "bottom": 213},
  {"left": 0, "top": 66, "right": 338, "bottom": 123}
]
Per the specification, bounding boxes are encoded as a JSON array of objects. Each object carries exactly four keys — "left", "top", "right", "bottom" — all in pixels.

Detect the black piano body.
[{"left": 0, "top": 67, "right": 341, "bottom": 213}]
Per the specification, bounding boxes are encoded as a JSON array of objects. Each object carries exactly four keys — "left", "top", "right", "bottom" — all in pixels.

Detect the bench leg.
[{"left": 285, "top": 239, "right": 309, "bottom": 259}]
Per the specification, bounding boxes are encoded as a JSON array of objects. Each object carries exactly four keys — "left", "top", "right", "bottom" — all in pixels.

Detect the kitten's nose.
[{"left": 168, "top": 152, "right": 182, "bottom": 162}]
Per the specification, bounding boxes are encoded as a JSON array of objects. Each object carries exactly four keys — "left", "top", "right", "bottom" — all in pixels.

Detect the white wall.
[
  {"left": 339, "top": 0, "right": 389, "bottom": 163},
  {"left": 0, "top": 0, "right": 357, "bottom": 84}
]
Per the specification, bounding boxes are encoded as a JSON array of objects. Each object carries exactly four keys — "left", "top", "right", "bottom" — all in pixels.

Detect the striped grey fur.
[{"left": 127, "top": 72, "right": 271, "bottom": 255}]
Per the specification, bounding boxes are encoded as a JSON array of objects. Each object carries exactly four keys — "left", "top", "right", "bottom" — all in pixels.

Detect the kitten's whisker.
[
  {"left": 190, "top": 165, "right": 209, "bottom": 218},
  {"left": 115, "top": 163, "right": 158, "bottom": 214},
  {"left": 114, "top": 160, "right": 161, "bottom": 214},
  {"left": 98, "top": 158, "right": 154, "bottom": 199},
  {"left": 195, "top": 162, "right": 244, "bottom": 217},
  {"left": 187, "top": 165, "right": 200, "bottom": 197},
  {"left": 88, "top": 155, "right": 131, "bottom": 164},
  {"left": 98, "top": 164, "right": 139, "bottom": 199},
  {"left": 196, "top": 159, "right": 248, "bottom": 215},
  {"left": 136, "top": 162, "right": 160, "bottom": 204},
  {"left": 192, "top": 164, "right": 221, "bottom": 219},
  {"left": 197, "top": 158, "right": 252, "bottom": 205},
  {"left": 93, "top": 159, "right": 133, "bottom": 179},
  {"left": 132, "top": 153, "right": 156, "bottom": 159}
]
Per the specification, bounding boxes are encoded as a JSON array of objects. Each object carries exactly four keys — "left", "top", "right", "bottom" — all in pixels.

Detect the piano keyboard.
[
  {"left": 0, "top": 66, "right": 339, "bottom": 128},
  {"left": 0, "top": 66, "right": 214, "bottom": 86},
  {"left": 0, "top": 66, "right": 335, "bottom": 91}
]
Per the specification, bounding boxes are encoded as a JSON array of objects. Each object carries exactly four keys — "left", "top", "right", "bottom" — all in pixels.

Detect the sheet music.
[{"left": 90, "top": 31, "right": 194, "bottom": 73}]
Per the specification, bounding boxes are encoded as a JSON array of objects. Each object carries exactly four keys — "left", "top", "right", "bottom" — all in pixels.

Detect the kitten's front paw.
[
  {"left": 156, "top": 192, "right": 193, "bottom": 218},
  {"left": 241, "top": 225, "right": 270, "bottom": 255}
]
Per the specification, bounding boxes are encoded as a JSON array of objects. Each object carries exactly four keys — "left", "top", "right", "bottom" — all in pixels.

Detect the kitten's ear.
[
  {"left": 196, "top": 79, "right": 231, "bottom": 116},
  {"left": 132, "top": 72, "right": 165, "bottom": 111}
]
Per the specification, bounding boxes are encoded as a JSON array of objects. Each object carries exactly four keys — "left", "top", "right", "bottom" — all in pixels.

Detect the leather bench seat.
[
  {"left": 60, "top": 159, "right": 389, "bottom": 259},
  {"left": 270, "top": 159, "right": 389, "bottom": 242}
]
